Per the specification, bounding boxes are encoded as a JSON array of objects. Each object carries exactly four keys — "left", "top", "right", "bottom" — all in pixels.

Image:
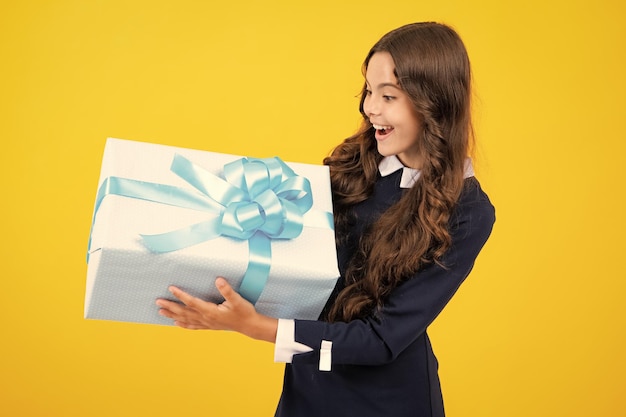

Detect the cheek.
[
  {"left": 400, "top": 120, "right": 422, "bottom": 149},
  {"left": 406, "top": 112, "right": 423, "bottom": 139}
]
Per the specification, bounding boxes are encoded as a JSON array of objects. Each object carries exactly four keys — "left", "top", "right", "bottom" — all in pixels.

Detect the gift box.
[{"left": 85, "top": 138, "right": 339, "bottom": 325}]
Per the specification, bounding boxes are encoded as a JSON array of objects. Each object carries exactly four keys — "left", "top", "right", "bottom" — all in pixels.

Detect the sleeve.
[
  {"left": 290, "top": 184, "right": 495, "bottom": 367},
  {"left": 274, "top": 319, "right": 314, "bottom": 363}
]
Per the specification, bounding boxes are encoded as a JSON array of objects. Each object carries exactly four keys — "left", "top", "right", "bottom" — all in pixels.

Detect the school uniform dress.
[{"left": 274, "top": 156, "right": 495, "bottom": 417}]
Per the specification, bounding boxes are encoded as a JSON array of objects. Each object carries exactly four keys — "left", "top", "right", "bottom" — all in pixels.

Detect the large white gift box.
[{"left": 85, "top": 138, "right": 339, "bottom": 325}]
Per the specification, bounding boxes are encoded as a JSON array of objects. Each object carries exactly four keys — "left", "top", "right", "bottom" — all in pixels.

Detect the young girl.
[{"left": 156, "top": 22, "right": 495, "bottom": 417}]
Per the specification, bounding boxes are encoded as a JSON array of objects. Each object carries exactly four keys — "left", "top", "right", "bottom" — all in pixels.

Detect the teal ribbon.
[{"left": 87, "top": 154, "right": 334, "bottom": 304}]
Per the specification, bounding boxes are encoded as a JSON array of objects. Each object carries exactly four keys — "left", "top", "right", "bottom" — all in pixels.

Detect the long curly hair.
[{"left": 324, "top": 22, "right": 474, "bottom": 322}]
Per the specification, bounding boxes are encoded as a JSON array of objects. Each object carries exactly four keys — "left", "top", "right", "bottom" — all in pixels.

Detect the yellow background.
[{"left": 2, "top": 1, "right": 624, "bottom": 416}]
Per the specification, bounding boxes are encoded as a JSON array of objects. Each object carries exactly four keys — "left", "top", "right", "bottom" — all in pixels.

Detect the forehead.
[{"left": 365, "top": 52, "right": 398, "bottom": 86}]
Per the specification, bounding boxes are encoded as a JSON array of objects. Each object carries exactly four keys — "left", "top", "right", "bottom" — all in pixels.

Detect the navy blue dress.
[{"left": 275, "top": 169, "right": 495, "bottom": 417}]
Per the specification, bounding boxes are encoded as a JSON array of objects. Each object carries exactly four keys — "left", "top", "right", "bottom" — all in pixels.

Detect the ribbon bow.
[{"left": 88, "top": 153, "right": 333, "bottom": 304}]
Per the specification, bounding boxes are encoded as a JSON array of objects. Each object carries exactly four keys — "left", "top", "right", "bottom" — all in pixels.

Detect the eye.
[{"left": 383, "top": 95, "right": 395, "bottom": 101}]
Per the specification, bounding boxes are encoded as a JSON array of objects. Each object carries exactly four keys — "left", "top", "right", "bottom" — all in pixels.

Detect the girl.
[{"left": 157, "top": 22, "right": 495, "bottom": 417}]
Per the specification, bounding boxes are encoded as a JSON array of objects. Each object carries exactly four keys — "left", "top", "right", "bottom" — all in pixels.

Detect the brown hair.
[{"left": 324, "top": 22, "right": 474, "bottom": 322}]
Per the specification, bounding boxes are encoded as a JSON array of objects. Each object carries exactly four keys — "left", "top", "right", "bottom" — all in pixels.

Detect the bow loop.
[
  {"left": 219, "top": 201, "right": 264, "bottom": 240},
  {"left": 253, "top": 188, "right": 286, "bottom": 236},
  {"left": 274, "top": 176, "right": 313, "bottom": 212},
  {"left": 213, "top": 157, "right": 312, "bottom": 241}
]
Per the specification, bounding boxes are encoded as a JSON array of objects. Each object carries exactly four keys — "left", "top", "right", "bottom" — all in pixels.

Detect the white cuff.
[{"left": 274, "top": 319, "right": 313, "bottom": 363}]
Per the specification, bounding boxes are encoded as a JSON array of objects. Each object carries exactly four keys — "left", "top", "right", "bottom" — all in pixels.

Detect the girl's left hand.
[{"left": 156, "top": 277, "right": 278, "bottom": 343}]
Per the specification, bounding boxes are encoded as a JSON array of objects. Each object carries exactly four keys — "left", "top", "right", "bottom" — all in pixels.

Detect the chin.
[{"left": 376, "top": 145, "right": 394, "bottom": 158}]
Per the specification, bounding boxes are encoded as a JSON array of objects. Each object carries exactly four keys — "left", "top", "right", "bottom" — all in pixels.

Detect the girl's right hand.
[{"left": 156, "top": 277, "right": 278, "bottom": 343}]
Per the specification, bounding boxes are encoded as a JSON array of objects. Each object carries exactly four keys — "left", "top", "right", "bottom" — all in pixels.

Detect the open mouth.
[{"left": 372, "top": 123, "right": 394, "bottom": 138}]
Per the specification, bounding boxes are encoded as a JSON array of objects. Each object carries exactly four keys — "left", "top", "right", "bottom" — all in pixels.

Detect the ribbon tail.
[
  {"left": 87, "top": 176, "right": 224, "bottom": 261},
  {"left": 171, "top": 154, "right": 246, "bottom": 203},
  {"left": 140, "top": 218, "right": 223, "bottom": 253},
  {"left": 238, "top": 232, "right": 272, "bottom": 304},
  {"left": 303, "top": 210, "right": 335, "bottom": 231}
]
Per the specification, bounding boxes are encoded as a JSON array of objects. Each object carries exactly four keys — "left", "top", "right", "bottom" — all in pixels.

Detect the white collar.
[{"left": 378, "top": 155, "right": 475, "bottom": 189}]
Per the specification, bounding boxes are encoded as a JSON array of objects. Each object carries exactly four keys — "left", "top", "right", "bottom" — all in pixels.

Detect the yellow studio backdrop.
[{"left": 1, "top": 0, "right": 624, "bottom": 416}]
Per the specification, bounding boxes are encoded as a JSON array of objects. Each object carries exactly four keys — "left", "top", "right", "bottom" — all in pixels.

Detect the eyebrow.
[{"left": 365, "top": 81, "right": 402, "bottom": 90}]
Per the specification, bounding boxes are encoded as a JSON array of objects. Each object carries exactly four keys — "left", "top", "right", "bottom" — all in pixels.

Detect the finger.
[
  {"left": 174, "top": 321, "right": 208, "bottom": 330},
  {"left": 156, "top": 298, "right": 186, "bottom": 314},
  {"left": 168, "top": 286, "right": 204, "bottom": 308},
  {"left": 215, "top": 277, "right": 239, "bottom": 303},
  {"left": 160, "top": 306, "right": 205, "bottom": 326},
  {"left": 158, "top": 306, "right": 178, "bottom": 319}
]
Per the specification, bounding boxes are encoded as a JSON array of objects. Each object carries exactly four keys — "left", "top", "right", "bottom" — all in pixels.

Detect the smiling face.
[{"left": 362, "top": 52, "right": 423, "bottom": 169}]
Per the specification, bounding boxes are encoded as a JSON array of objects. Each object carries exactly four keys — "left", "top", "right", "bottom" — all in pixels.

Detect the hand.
[{"left": 156, "top": 277, "right": 278, "bottom": 343}]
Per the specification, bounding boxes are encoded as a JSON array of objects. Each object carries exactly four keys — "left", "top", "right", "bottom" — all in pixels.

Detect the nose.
[{"left": 363, "top": 93, "right": 379, "bottom": 118}]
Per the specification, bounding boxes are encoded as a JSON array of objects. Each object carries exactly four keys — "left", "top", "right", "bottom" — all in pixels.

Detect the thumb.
[{"left": 215, "top": 277, "right": 239, "bottom": 303}]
